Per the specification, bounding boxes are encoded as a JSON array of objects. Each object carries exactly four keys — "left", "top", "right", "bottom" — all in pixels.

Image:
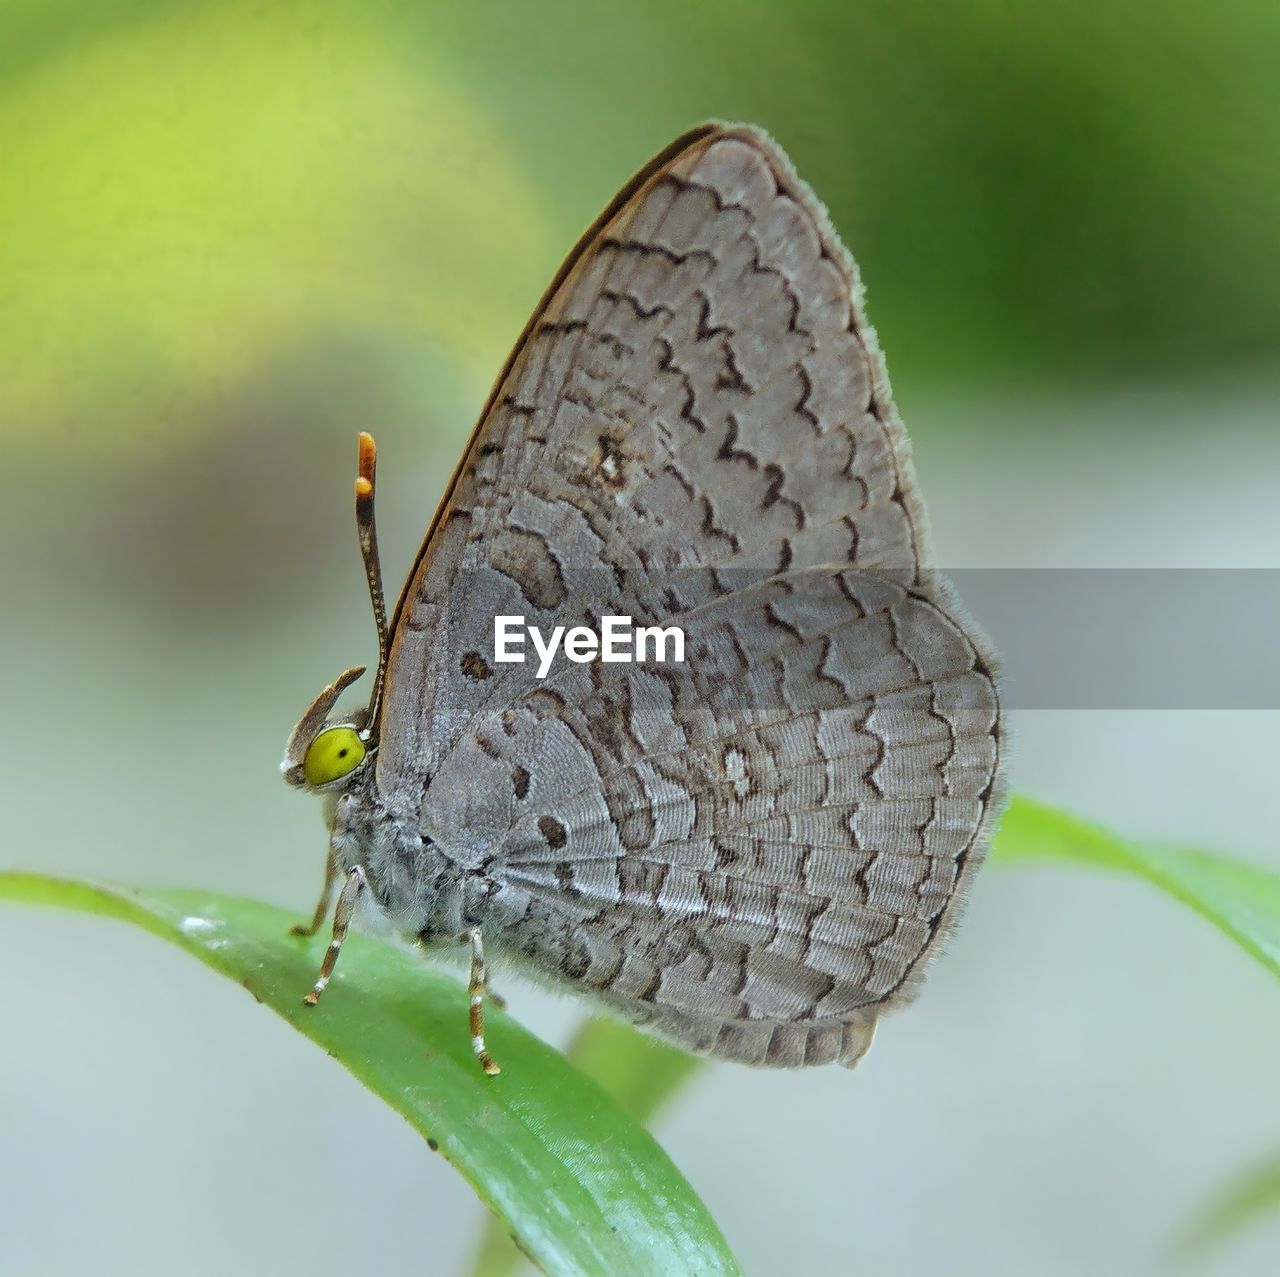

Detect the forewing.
[{"left": 378, "top": 124, "right": 932, "bottom": 787}]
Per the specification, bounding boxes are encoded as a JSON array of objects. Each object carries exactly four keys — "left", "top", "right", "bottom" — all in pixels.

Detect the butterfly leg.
[
  {"left": 467, "top": 928, "right": 501, "bottom": 1076},
  {"left": 302, "top": 865, "right": 366, "bottom": 1005},
  {"left": 290, "top": 855, "right": 338, "bottom": 937}
]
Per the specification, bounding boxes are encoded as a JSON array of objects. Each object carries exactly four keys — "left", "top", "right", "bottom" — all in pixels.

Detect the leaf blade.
[
  {"left": 992, "top": 797, "right": 1280, "bottom": 980},
  {"left": 471, "top": 1017, "right": 707, "bottom": 1277},
  {"left": 566, "top": 1016, "right": 705, "bottom": 1124},
  {"left": 0, "top": 872, "right": 740, "bottom": 1277},
  {"left": 1175, "top": 1152, "right": 1280, "bottom": 1263}
]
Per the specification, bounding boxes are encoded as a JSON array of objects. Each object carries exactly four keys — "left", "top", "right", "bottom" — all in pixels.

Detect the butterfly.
[{"left": 281, "top": 123, "right": 1006, "bottom": 1073}]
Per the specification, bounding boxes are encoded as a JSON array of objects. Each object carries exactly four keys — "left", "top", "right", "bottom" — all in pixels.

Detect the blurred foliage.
[
  {"left": 1175, "top": 1151, "right": 1280, "bottom": 1266},
  {"left": 564, "top": 1013, "right": 705, "bottom": 1122},
  {"left": 995, "top": 798, "right": 1280, "bottom": 1264},
  {"left": 4, "top": 0, "right": 1278, "bottom": 477},
  {"left": 6, "top": 0, "right": 1277, "bottom": 643},
  {"left": 994, "top": 797, "right": 1280, "bottom": 978}
]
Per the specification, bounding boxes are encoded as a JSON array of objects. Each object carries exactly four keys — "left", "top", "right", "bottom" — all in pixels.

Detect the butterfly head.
[
  {"left": 281, "top": 664, "right": 375, "bottom": 792},
  {"left": 282, "top": 433, "right": 391, "bottom": 795}
]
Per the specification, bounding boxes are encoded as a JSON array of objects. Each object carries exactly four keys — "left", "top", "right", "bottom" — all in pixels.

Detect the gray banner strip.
[
  {"left": 450, "top": 566, "right": 1280, "bottom": 710},
  {"left": 950, "top": 569, "right": 1280, "bottom": 709}
]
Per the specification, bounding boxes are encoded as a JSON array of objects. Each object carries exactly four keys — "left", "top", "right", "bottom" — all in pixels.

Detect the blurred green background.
[
  {"left": 3, "top": 3, "right": 1279, "bottom": 1275},
  {"left": 6, "top": 0, "right": 1280, "bottom": 626}
]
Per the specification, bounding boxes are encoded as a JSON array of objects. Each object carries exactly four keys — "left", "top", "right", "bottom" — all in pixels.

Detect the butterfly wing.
[
  {"left": 440, "top": 565, "right": 1000, "bottom": 1066},
  {"left": 378, "top": 124, "right": 1005, "bottom": 1065},
  {"left": 379, "top": 124, "right": 930, "bottom": 775}
]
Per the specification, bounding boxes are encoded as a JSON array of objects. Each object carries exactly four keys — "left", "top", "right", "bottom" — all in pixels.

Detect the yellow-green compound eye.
[{"left": 303, "top": 727, "right": 366, "bottom": 787}]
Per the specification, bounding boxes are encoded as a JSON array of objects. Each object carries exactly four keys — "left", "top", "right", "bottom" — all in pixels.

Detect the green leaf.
[
  {"left": 12, "top": 802, "right": 1280, "bottom": 1273},
  {"left": 471, "top": 1018, "right": 706, "bottom": 1277},
  {"left": 992, "top": 796, "right": 1280, "bottom": 979},
  {"left": 565, "top": 1016, "right": 706, "bottom": 1124},
  {"left": 1174, "top": 1151, "right": 1280, "bottom": 1263},
  {"left": 0, "top": 872, "right": 740, "bottom": 1277},
  {"left": 470, "top": 795, "right": 1280, "bottom": 1275},
  {"left": 994, "top": 798, "right": 1280, "bottom": 1260}
]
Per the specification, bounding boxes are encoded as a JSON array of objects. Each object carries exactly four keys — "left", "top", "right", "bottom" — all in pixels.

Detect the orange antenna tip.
[
  {"left": 352, "top": 432, "right": 388, "bottom": 737},
  {"left": 358, "top": 432, "right": 377, "bottom": 482}
]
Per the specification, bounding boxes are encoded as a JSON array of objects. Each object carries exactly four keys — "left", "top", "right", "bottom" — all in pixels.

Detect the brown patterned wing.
[{"left": 377, "top": 124, "right": 1006, "bottom": 1065}]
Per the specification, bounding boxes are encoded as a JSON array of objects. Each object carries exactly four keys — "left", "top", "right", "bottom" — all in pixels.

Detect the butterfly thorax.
[{"left": 328, "top": 767, "right": 472, "bottom": 944}]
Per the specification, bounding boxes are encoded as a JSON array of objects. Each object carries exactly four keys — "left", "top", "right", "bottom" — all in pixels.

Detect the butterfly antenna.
[{"left": 355, "top": 432, "right": 389, "bottom": 738}]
